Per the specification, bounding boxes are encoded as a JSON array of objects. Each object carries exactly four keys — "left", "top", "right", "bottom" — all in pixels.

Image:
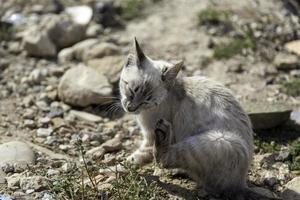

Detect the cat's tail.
[{"left": 243, "top": 187, "right": 282, "bottom": 200}]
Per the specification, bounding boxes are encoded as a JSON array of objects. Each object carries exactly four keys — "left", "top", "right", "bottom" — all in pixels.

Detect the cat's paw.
[
  {"left": 154, "top": 119, "right": 171, "bottom": 147},
  {"left": 126, "top": 149, "right": 153, "bottom": 165}
]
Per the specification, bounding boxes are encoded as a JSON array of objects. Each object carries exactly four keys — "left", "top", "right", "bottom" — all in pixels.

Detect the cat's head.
[{"left": 119, "top": 38, "right": 183, "bottom": 114}]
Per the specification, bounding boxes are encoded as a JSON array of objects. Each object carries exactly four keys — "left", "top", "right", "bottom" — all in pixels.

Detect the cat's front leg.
[
  {"left": 127, "top": 130, "right": 154, "bottom": 165},
  {"left": 153, "top": 119, "right": 172, "bottom": 167}
]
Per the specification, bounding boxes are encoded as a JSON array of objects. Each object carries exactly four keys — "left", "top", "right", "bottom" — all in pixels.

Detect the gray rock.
[
  {"left": 23, "top": 28, "right": 56, "bottom": 57},
  {"left": 275, "top": 151, "right": 290, "bottom": 162},
  {"left": 282, "top": 177, "right": 300, "bottom": 200},
  {"left": 58, "top": 65, "right": 113, "bottom": 107},
  {"left": 37, "top": 128, "right": 53, "bottom": 138},
  {"left": 242, "top": 101, "right": 292, "bottom": 129},
  {"left": 23, "top": 120, "right": 36, "bottom": 129},
  {"left": 0, "top": 141, "right": 35, "bottom": 165},
  {"left": 250, "top": 187, "right": 278, "bottom": 199},
  {"left": 274, "top": 53, "right": 300, "bottom": 71},
  {"left": 46, "top": 14, "right": 86, "bottom": 49},
  {"left": 86, "top": 55, "right": 124, "bottom": 83},
  {"left": 69, "top": 110, "right": 103, "bottom": 122},
  {"left": 58, "top": 39, "right": 99, "bottom": 63},
  {"left": 0, "top": 169, "right": 6, "bottom": 184},
  {"left": 285, "top": 40, "right": 300, "bottom": 56},
  {"left": 86, "top": 23, "right": 103, "bottom": 38},
  {"left": 20, "top": 176, "right": 48, "bottom": 192},
  {"left": 82, "top": 42, "right": 120, "bottom": 61},
  {"left": 6, "top": 173, "right": 21, "bottom": 190}
]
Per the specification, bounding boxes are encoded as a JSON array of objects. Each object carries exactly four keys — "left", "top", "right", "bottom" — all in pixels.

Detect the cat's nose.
[{"left": 127, "top": 104, "right": 138, "bottom": 112}]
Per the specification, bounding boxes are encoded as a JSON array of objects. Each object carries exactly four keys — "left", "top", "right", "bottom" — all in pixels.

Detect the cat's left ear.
[{"left": 161, "top": 61, "right": 184, "bottom": 81}]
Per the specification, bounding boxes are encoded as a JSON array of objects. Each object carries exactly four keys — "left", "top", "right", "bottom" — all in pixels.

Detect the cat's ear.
[
  {"left": 161, "top": 61, "right": 184, "bottom": 81},
  {"left": 134, "top": 37, "right": 147, "bottom": 68}
]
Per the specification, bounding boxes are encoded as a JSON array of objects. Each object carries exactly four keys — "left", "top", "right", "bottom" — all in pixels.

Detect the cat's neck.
[{"left": 139, "top": 79, "right": 185, "bottom": 118}]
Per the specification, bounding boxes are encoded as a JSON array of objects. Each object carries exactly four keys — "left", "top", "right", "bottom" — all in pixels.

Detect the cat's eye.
[
  {"left": 146, "top": 95, "right": 152, "bottom": 101},
  {"left": 134, "top": 86, "right": 140, "bottom": 92},
  {"left": 162, "top": 67, "right": 168, "bottom": 74},
  {"left": 122, "top": 79, "right": 129, "bottom": 85}
]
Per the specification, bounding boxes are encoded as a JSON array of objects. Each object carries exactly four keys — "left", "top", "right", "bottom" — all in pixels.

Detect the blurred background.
[{"left": 0, "top": 0, "right": 300, "bottom": 199}]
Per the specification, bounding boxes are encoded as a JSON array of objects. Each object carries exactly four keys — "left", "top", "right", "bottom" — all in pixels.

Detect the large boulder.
[
  {"left": 46, "top": 14, "right": 87, "bottom": 49},
  {"left": 282, "top": 177, "right": 300, "bottom": 200},
  {"left": 0, "top": 141, "right": 35, "bottom": 165},
  {"left": 86, "top": 55, "right": 124, "bottom": 83},
  {"left": 242, "top": 101, "right": 292, "bottom": 130},
  {"left": 23, "top": 27, "right": 56, "bottom": 57},
  {"left": 285, "top": 40, "right": 300, "bottom": 56},
  {"left": 58, "top": 39, "right": 99, "bottom": 63},
  {"left": 58, "top": 65, "right": 113, "bottom": 107}
]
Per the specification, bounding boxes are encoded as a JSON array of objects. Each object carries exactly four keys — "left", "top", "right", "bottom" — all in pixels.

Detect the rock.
[
  {"left": 282, "top": 177, "right": 300, "bottom": 200},
  {"left": 262, "top": 171, "right": 278, "bottom": 187},
  {"left": 242, "top": 101, "right": 292, "bottom": 130},
  {"left": 57, "top": 47, "right": 74, "bottom": 63},
  {"left": 6, "top": 173, "right": 21, "bottom": 190},
  {"left": 20, "top": 176, "right": 48, "bottom": 192},
  {"left": 250, "top": 187, "right": 278, "bottom": 199},
  {"left": 28, "top": 69, "right": 47, "bottom": 84},
  {"left": 101, "top": 134, "right": 122, "bottom": 152},
  {"left": 37, "top": 128, "right": 53, "bottom": 138},
  {"left": 87, "top": 55, "right": 124, "bottom": 83},
  {"left": 0, "top": 141, "right": 35, "bottom": 165},
  {"left": 86, "top": 23, "right": 103, "bottom": 38},
  {"left": 275, "top": 151, "right": 291, "bottom": 162},
  {"left": 94, "top": 1, "right": 123, "bottom": 28},
  {"left": 0, "top": 169, "right": 6, "bottom": 184},
  {"left": 58, "top": 65, "right": 113, "bottom": 107},
  {"left": 23, "top": 120, "right": 36, "bottom": 129},
  {"left": 274, "top": 53, "right": 300, "bottom": 71},
  {"left": 13, "top": 162, "right": 28, "bottom": 173},
  {"left": 46, "top": 14, "right": 87, "bottom": 49},
  {"left": 82, "top": 42, "right": 120, "bottom": 61},
  {"left": 291, "top": 111, "right": 300, "bottom": 124},
  {"left": 65, "top": 5, "right": 93, "bottom": 25},
  {"left": 87, "top": 134, "right": 122, "bottom": 158},
  {"left": 285, "top": 40, "right": 300, "bottom": 56},
  {"left": 23, "top": 28, "right": 56, "bottom": 57},
  {"left": 69, "top": 110, "right": 103, "bottom": 122},
  {"left": 58, "top": 39, "right": 99, "bottom": 63}
]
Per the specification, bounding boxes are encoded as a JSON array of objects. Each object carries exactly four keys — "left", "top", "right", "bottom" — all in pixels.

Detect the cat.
[{"left": 118, "top": 38, "right": 277, "bottom": 200}]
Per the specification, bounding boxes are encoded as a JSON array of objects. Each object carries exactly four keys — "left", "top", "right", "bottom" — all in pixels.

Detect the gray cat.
[{"left": 119, "top": 39, "right": 276, "bottom": 200}]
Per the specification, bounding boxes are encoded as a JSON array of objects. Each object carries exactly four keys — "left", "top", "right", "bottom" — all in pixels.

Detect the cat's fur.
[{"left": 119, "top": 39, "right": 273, "bottom": 199}]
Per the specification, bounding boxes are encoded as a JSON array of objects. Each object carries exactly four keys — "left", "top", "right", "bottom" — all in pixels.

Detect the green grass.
[
  {"left": 280, "top": 79, "right": 300, "bottom": 97},
  {"left": 0, "top": 24, "right": 14, "bottom": 41},
  {"left": 198, "top": 8, "right": 230, "bottom": 25},
  {"left": 289, "top": 140, "right": 300, "bottom": 171},
  {"left": 213, "top": 34, "right": 256, "bottom": 59},
  {"left": 119, "top": 0, "right": 161, "bottom": 21},
  {"left": 109, "top": 163, "right": 167, "bottom": 200}
]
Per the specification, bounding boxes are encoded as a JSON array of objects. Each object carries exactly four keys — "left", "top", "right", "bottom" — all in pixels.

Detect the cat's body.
[{"left": 118, "top": 39, "right": 266, "bottom": 199}]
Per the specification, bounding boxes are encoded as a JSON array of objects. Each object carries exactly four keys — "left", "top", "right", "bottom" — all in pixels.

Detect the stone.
[
  {"left": 37, "top": 128, "right": 53, "bottom": 138},
  {"left": 28, "top": 69, "right": 47, "bottom": 84},
  {"left": 275, "top": 151, "right": 291, "bottom": 162},
  {"left": 101, "top": 134, "right": 122, "bottom": 152},
  {"left": 65, "top": 5, "right": 93, "bottom": 25},
  {"left": 20, "top": 176, "right": 48, "bottom": 192},
  {"left": 250, "top": 187, "right": 278, "bottom": 199},
  {"left": 69, "top": 110, "right": 102, "bottom": 122},
  {"left": 242, "top": 101, "right": 292, "bottom": 130},
  {"left": 262, "top": 171, "right": 278, "bottom": 187},
  {"left": 87, "top": 134, "right": 122, "bottom": 158},
  {"left": 86, "top": 23, "right": 103, "bottom": 38},
  {"left": 6, "top": 173, "right": 21, "bottom": 190},
  {"left": 58, "top": 65, "right": 113, "bottom": 107},
  {"left": 0, "top": 141, "right": 35, "bottom": 165},
  {"left": 58, "top": 39, "right": 99, "bottom": 63},
  {"left": 282, "top": 177, "right": 300, "bottom": 200},
  {"left": 23, "top": 28, "right": 56, "bottom": 57},
  {"left": 274, "top": 53, "right": 300, "bottom": 71},
  {"left": 0, "top": 169, "right": 6, "bottom": 184},
  {"left": 13, "top": 162, "right": 28, "bottom": 173},
  {"left": 285, "top": 40, "right": 300, "bottom": 56},
  {"left": 86, "top": 55, "right": 124, "bottom": 83},
  {"left": 82, "top": 42, "right": 120, "bottom": 61},
  {"left": 46, "top": 14, "right": 86, "bottom": 49},
  {"left": 23, "top": 120, "right": 36, "bottom": 129}
]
